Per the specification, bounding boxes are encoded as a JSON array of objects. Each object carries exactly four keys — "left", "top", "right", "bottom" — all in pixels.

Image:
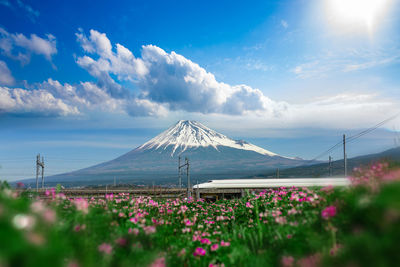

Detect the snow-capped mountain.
[
  {"left": 138, "top": 120, "right": 280, "bottom": 157},
  {"left": 41, "top": 120, "right": 309, "bottom": 186}
]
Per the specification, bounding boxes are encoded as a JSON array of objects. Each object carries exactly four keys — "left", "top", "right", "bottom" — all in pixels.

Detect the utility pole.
[
  {"left": 114, "top": 176, "right": 116, "bottom": 187},
  {"left": 186, "top": 157, "right": 191, "bottom": 199},
  {"left": 178, "top": 156, "right": 182, "bottom": 188},
  {"left": 35, "top": 154, "right": 44, "bottom": 192},
  {"left": 41, "top": 156, "right": 44, "bottom": 188},
  {"left": 36, "top": 154, "right": 39, "bottom": 192},
  {"left": 276, "top": 168, "right": 280, "bottom": 178},
  {"left": 329, "top": 156, "right": 332, "bottom": 177},
  {"left": 343, "top": 134, "right": 347, "bottom": 177},
  {"left": 178, "top": 157, "right": 191, "bottom": 199}
]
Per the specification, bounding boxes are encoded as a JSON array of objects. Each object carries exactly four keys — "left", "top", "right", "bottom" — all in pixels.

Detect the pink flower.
[
  {"left": 182, "top": 227, "right": 191, "bottom": 233},
  {"left": 297, "top": 253, "right": 321, "bottom": 267},
  {"left": 211, "top": 244, "right": 219, "bottom": 251},
  {"left": 192, "top": 234, "right": 201, "bottom": 241},
  {"left": 130, "top": 217, "right": 138, "bottom": 223},
  {"left": 74, "top": 198, "right": 89, "bottom": 214},
  {"left": 98, "top": 243, "right": 112, "bottom": 255},
  {"left": 128, "top": 228, "right": 140, "bottom": 235},
  {"left": 180, "top": 205, "right": 188, "bottom": 213},
  {"left": 150, "top": 257, "right": 165, "bottom": 267},
  {"left": 43, "top": 209, "right": 56, "bottom": 223},
  {"left": 193, "top": 247, "right": 206, "bottom": 256},
  {"left": 143, "top": 225, "right": 156, "bottom": 235},
  {"left": 287, "top": 208, "right": 297, "bottom": 215},
  {"left": 281, "top": 256, "right": 294, "bottom": 267},
  {"left": 320, "top": 185, "right": 334, "bottom": 194},
  {"left": 321, "top": 206, "right": 336, "bottom": 220},
  {"left": 220, "top": 240, "right": 230, "bottom": 247},
  {"left": 275, "top": 216, "right": 287, "bottom": 224},
  {"left": 201, "top": 238, "right": 211, "bottom": 245},
  {"left": 246, "top": 202, "right": 253, "bottom": 208}
]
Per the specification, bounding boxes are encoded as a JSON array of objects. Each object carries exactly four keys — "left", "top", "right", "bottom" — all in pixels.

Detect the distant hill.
[{"left": 256, "top": 146, "right": 400, "bottom": 178}]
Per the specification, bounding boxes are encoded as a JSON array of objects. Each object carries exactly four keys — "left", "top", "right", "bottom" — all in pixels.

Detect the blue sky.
[{"left": 1, "top": 0, "right": 400, "bottom": 181}]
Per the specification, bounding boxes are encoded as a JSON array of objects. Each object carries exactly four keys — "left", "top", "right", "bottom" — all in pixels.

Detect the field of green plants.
[{"left": 1, "top": 163, "right": 400, "bottom": 267}]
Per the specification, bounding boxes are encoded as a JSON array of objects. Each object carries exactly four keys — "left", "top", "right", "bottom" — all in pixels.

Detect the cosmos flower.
[
  {"left": 193, "top": 247, "right": 206, "bottom": 256},
  {"left": 321, "top": 206, "right": 336, "bottom": 220},
  {"left": 98, "top": 243, "right": 112, "bottom": 255}
]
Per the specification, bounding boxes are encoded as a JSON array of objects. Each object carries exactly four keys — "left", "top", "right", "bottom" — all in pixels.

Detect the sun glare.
[{"left": 327, "top": 0, "right": 390, "bottom": 32}]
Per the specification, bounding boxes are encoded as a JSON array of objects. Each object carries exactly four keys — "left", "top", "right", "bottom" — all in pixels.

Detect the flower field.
[{"left": 1, "top": 163, "right": 400, "bottom": 267}]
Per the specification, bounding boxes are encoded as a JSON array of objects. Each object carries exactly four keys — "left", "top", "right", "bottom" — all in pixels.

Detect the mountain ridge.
[{"left": 137, "top": 120, "right": 282, "bottom": 157}]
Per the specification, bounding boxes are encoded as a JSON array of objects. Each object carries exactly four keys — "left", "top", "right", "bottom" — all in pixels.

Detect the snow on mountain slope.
[{"left": 137, "top": 120, "right": 281, "bottom": 157}]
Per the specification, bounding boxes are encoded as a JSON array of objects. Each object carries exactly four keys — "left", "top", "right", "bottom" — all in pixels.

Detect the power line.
[
  {"left": 346, "top": 112, "right": 400, "bottom": 144},
  {"left": 311, "top": 112, "right": 400, "bottom": 161},
  {"left": 311, "top": 140, "right": 342, "bottom": 161}
]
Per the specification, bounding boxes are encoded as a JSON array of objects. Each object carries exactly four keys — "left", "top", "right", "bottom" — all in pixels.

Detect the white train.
[{"left": 193, "top": 177, "right": 350, "bottom": 189}]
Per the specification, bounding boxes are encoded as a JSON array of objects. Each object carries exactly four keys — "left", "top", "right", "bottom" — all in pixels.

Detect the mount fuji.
[{"left": 37, "top": 120, "right": 311, "bottom": 186}]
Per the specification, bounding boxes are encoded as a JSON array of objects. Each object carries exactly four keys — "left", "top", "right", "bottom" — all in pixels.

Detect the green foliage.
[{"left": 0, "top": 165, "right": 399, "bottom": 267}]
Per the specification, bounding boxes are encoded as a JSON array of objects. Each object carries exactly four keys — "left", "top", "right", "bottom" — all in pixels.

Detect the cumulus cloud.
[
  {"left": 76, "top": 29, "right": 148, "bottom": 80},
  {"left": 75, "top": 29, "right": 288, "bottom": 116},
  {"left": 1, "top": 28, "right": 396, "bottom": 124},
  {"left": 0, "top": 77, "right": 167, "bottom": 117},
  {"left": 38, "top": 79, "right": 166, "bottom": 117},
  {"left": 0, "top": 60, "right": 15, "bottom": 86},
  {"left": 0, "top": 86, "right": 79, "bottom": 116},
  {"left": 0, "top": 27, "right": 57, "bottom": 65}
]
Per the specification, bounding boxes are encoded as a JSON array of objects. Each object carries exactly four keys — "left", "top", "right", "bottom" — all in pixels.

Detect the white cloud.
[
  {"left": 292, "top": 48, "right": 400, "bottom": 79},
  {"left": 72, "top": 29, "right": 399, "bottom": 126},
  {"left": 1, "top": 0, "right": 39, "bottom": 21},
  {"left": 288, "top": 93, "right": 395, "bottom": 128},
  {"left": 0, "top": 77, "right": 168, "bottom": 117},
  {"left": 0, "top": 86, "right": 79, "bottom": 116},
  {"left": 192, "top": 93, "right": 398, "bottom": 133},
  {"left": 281, "top": 20, "right": 289, "bottom": 29},
  {"left": 75, "top": 29, "right": 288, "bottom": 116},
  {"left": 76, "top": 29, "right": 148, "bottom": 81},
  {"left": 0, "top": 60, "right": 15, "bottom": 86},
  {"left": 0, "top": 27, "right": 57, "bottom": 65},
  {"left": 2, "top": 28, "right": 396, "bottom": 126},
  {"left": 125, "top": 98, "right": 168, "bottom": 117},
  {"left": 16, "top": 0, "right": 39, "bottom": 19},
  {"left": 38, "top": 79, "right": 166, "bottom": 116}
]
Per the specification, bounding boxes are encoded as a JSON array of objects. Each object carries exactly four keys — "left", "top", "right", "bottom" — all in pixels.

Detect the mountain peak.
[{"left": 137, "top": 120, "right": 281, "bottom": 157}]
